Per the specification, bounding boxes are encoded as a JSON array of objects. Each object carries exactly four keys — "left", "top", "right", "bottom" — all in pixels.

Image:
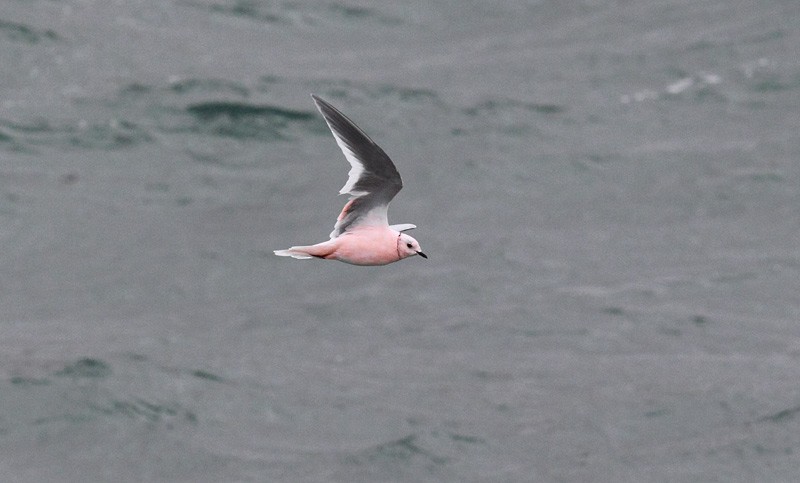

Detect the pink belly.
[{"left": 330, "top": 228, "right": 399, "bottom": 266}]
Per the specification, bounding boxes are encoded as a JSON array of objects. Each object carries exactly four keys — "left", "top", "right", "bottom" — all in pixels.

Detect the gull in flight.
[{"left": 274, "top": 94, "right": 426, "bottom": 266}]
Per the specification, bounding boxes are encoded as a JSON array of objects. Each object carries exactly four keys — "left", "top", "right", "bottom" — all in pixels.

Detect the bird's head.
[{"left": 397, "top": 233, "right": 427, "bottom": 260}]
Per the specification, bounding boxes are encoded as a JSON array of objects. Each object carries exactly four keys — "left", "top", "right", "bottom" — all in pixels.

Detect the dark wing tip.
[
  {"left": 310, "top": 93, "right": 404, "bottom": 200},
  {"left": 310, "top": 94, "right": 340, "bottom": 121},
  {"left": 310, "top": 94, "right": 373, "bottom": 141}
]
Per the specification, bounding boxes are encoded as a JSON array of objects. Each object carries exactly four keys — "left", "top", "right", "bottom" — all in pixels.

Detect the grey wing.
[{"left": 311, "top": 94, "right": 404, "bottom": 238}]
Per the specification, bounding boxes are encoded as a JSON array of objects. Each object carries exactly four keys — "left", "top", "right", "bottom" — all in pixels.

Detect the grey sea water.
[{"left": 2, "top": 0, "right": 800, "bottom": 481}]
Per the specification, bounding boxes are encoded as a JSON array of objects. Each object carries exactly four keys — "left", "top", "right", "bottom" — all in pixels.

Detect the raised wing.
[{"left": 311, "top": 94, "right": 404, "bottom": 238}]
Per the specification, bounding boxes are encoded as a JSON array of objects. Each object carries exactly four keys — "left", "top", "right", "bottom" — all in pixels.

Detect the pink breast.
[{"left": 332, "top": 227, "right": 399, "bottom": 266}]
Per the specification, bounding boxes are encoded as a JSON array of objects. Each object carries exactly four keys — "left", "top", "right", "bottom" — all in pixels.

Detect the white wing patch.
[{"left": 324, "top": 117, "right": 369, "bottom": 197}]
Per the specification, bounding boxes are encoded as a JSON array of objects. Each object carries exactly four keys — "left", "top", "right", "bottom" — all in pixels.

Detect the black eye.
[{"left": 406, "top": 243, "right": 413, "bottom": 248}]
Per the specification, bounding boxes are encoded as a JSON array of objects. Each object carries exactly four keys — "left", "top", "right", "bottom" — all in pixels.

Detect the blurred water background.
[{"left": 2, "top": 0, "right": 800, "bottom": 481}]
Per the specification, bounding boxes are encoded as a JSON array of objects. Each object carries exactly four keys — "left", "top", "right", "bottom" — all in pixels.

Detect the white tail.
[{"left": 273, "top": 249, "right": 313, "bottom": 260}]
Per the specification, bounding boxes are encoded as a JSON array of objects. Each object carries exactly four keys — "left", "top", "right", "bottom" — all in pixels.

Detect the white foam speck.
[{"left": 666, "top": 78, "right": 694, "bottom": 95}]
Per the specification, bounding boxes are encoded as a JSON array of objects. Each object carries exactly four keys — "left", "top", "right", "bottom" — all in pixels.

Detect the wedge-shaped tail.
[
  {"left": 273, "top": 241, "right": 337, "bottom": 260},
  {"left": 273, "top": 249, "right": 313, "bottom": 260}
]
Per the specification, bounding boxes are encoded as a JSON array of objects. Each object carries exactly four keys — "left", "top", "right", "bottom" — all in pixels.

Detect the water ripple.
[
  {"left": 187, "top": 0, "right": 403, "bottom": 26},
  {"left": 184, "top": 101, "right": 317, "bottom": 139},
  {"left": 0, "top": 19, "right": 61, "bottom": 44}
]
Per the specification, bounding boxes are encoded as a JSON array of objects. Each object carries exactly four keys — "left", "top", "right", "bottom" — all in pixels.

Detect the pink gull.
[{"left": 274, "top": 95, "right": 426, "bottom": 266}]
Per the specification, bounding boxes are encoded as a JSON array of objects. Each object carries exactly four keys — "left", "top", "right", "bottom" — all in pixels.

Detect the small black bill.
[{"left": 417, "top": 251, "right": 428, "bottom": 259}]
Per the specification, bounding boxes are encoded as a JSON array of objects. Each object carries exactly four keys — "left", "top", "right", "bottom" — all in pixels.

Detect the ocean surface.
[{"left": 2, "top": 0, "right": 800, "bottom": 481}]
